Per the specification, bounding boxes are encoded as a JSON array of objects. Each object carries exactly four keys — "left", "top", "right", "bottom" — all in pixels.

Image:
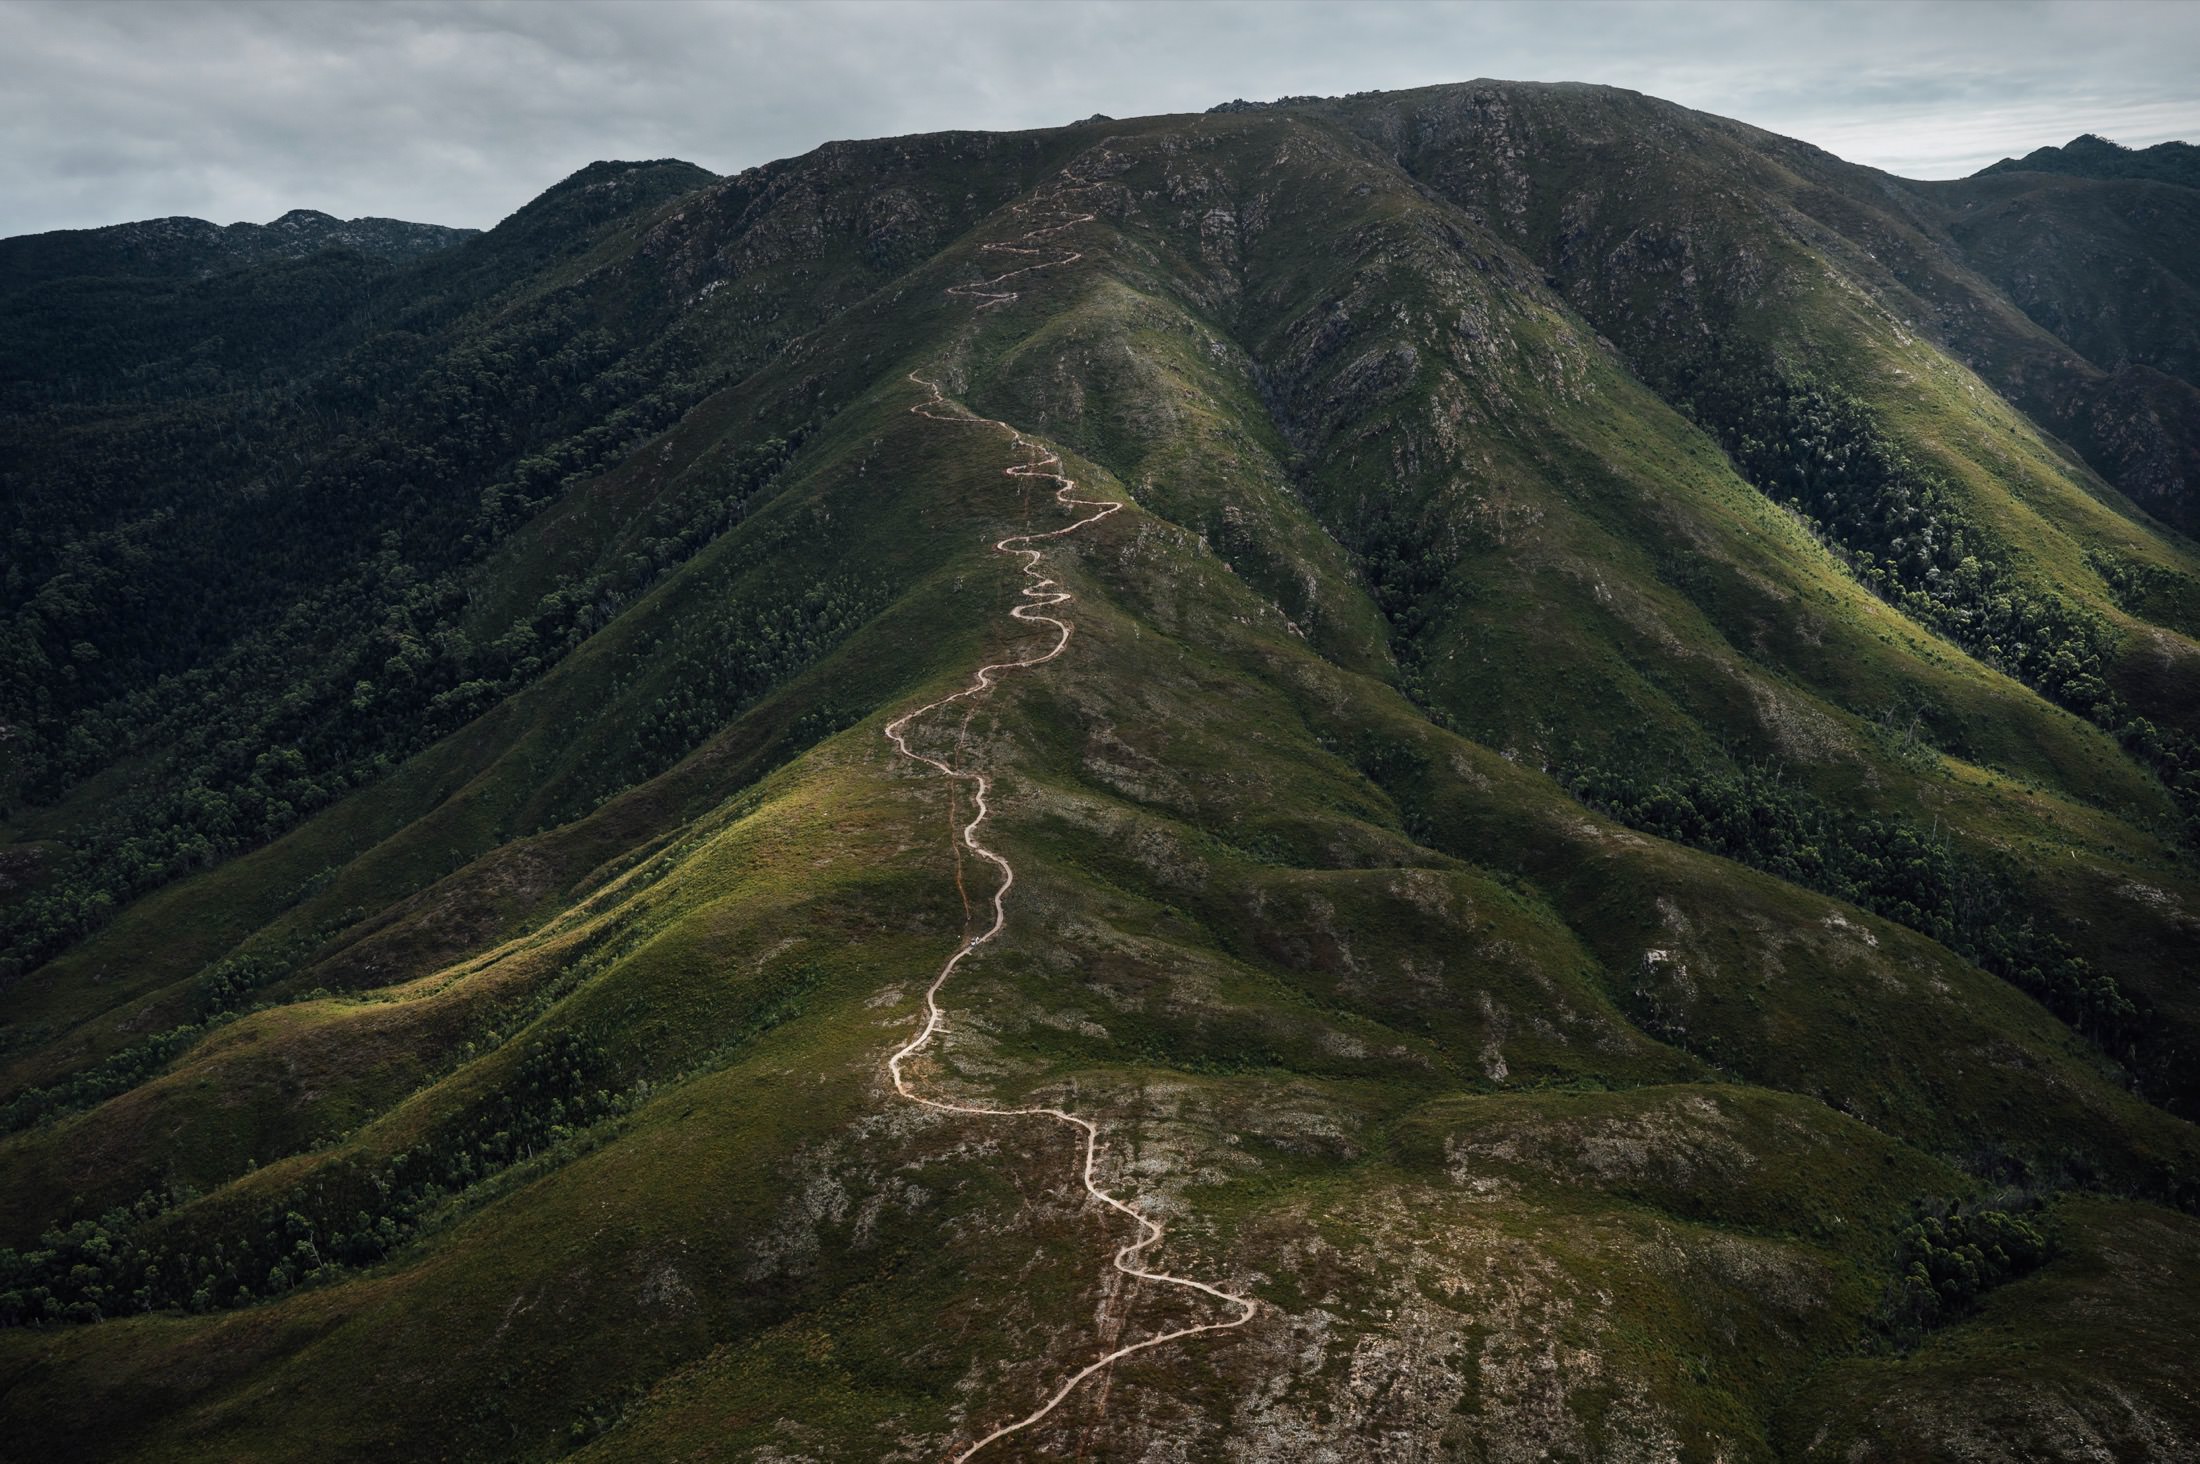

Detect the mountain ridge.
[
  {"left": 0, "top": 208, "right": 477, "bottom": 294},
  {"left": 1979, "top": 131, "right": 2200, "bottom": 189},
  {"left": 1, "top": 78, "right": 2196, "bottom": 1461}
]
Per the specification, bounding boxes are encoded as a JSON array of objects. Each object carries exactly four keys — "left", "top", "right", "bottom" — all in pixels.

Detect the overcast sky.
[{"left": 4, "top": 0, "right": 2196, "bottom": 237}]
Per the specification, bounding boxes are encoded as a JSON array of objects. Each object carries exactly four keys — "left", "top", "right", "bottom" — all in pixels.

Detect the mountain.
[
  {"left": 1, "top": 84, "right": 2197, "bottom": 1461},
  {"left": 1979, "top": 132, "right": 2200, "bottom": 190},
  {"left": 0, "top": 208, "right": 477, "bottom": 295}
]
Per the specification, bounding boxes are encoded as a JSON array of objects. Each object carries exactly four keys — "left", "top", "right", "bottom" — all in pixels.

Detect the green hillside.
[{"left": 2, "top": 83, "right": 2196, "bottom": 1460}]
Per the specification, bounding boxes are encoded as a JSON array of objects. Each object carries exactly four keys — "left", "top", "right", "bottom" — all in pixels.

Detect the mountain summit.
[
  {"left": 1978, "top": 131, "right": 2200, "bottom": 189},
  {"left": 2, "top": 80, "right": 2197, "bottom": 1461}
]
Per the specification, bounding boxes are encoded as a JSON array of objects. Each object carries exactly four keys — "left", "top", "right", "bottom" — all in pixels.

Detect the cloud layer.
[{"left": 5, "top": 0, "right": 2196, "bottom": 236}]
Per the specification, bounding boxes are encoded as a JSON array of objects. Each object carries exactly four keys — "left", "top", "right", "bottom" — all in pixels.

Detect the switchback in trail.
[{"left": 884, "top": 179, "right": 1258, "bottom": 1461}]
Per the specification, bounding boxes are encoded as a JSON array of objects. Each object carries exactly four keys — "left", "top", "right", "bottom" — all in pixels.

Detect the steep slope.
[
  {"left": 2, "top": 88, "right": 2198, "bottom": 1461},
  {"left": 1030, "top": 87, "right": 2200, "bottom": 1109},
  {"left": 1926, "top": 170, "right": 2200, "bottom": 384},
  {"left": 1910, "top": 166, "right": 2200, "bottom": 534}
]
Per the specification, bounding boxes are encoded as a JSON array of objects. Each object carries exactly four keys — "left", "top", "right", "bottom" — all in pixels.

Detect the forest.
[
  {"left": 1669, "top": 350, "right": 2200, "bottom": 843},
  {"left": 0, "top": 166, "right": 842, "bottom": 984},
  {"left": 0, "top": 1032, "right": 618, "bottom": 1325},
  {"left": 1561, "top": 759, "right": 2141, "bottom": 1051}
]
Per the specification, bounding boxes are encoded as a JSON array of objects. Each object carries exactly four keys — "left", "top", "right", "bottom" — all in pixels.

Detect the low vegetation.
[{"left": 2, "top": 81, "right": 2195, "bottom": 1462}]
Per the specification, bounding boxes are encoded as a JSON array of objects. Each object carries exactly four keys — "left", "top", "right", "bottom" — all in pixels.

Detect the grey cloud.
[{"left": 2, "top": 0, "right": 2196, "bottom": 237}]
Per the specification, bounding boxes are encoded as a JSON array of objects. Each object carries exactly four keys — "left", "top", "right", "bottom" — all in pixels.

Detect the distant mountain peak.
[
  {"left": 1977, "top": 132, "right": 2199, "bottom": 188},
  {"left": 0, "top": 207, "right": 478, "bottom": 293},
  {"left": 540, "top": 158, "right": 716, "bottom": 196},
  {"left": 480, "top": 158, "right": 717, "bottom": 255}
]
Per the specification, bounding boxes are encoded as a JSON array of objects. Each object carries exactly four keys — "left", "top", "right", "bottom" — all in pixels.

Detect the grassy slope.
[
  {"left": 1778, "top": 1196, "right": 2200, "bottom": 1459},
  {"left": 2, "top": 102, "right": 2197, "bottom": 1459},
  {"left": 1332, "top": 83, "right": 2200, "bottom": 712},
  {"left": 14, "top": 358, "right": 2181, "bottom": 1456},
  {"left": 1280, "top": 85, "right": 2199, "bottom": 1101}
]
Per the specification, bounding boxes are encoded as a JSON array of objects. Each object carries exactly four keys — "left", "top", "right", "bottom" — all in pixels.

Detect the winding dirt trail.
[{"left": 885, "top": 183, "right": 1258, "bottom": 1461}]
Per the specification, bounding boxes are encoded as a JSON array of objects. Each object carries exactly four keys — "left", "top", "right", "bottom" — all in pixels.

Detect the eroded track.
[{"left": 884, "top": 183, "right": 1258, "bottom": 1461}]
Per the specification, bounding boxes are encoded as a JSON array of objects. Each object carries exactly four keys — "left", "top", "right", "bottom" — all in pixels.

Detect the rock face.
[{"left": 0, "top": 81, "right": 2196, "bottom": 1463}]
